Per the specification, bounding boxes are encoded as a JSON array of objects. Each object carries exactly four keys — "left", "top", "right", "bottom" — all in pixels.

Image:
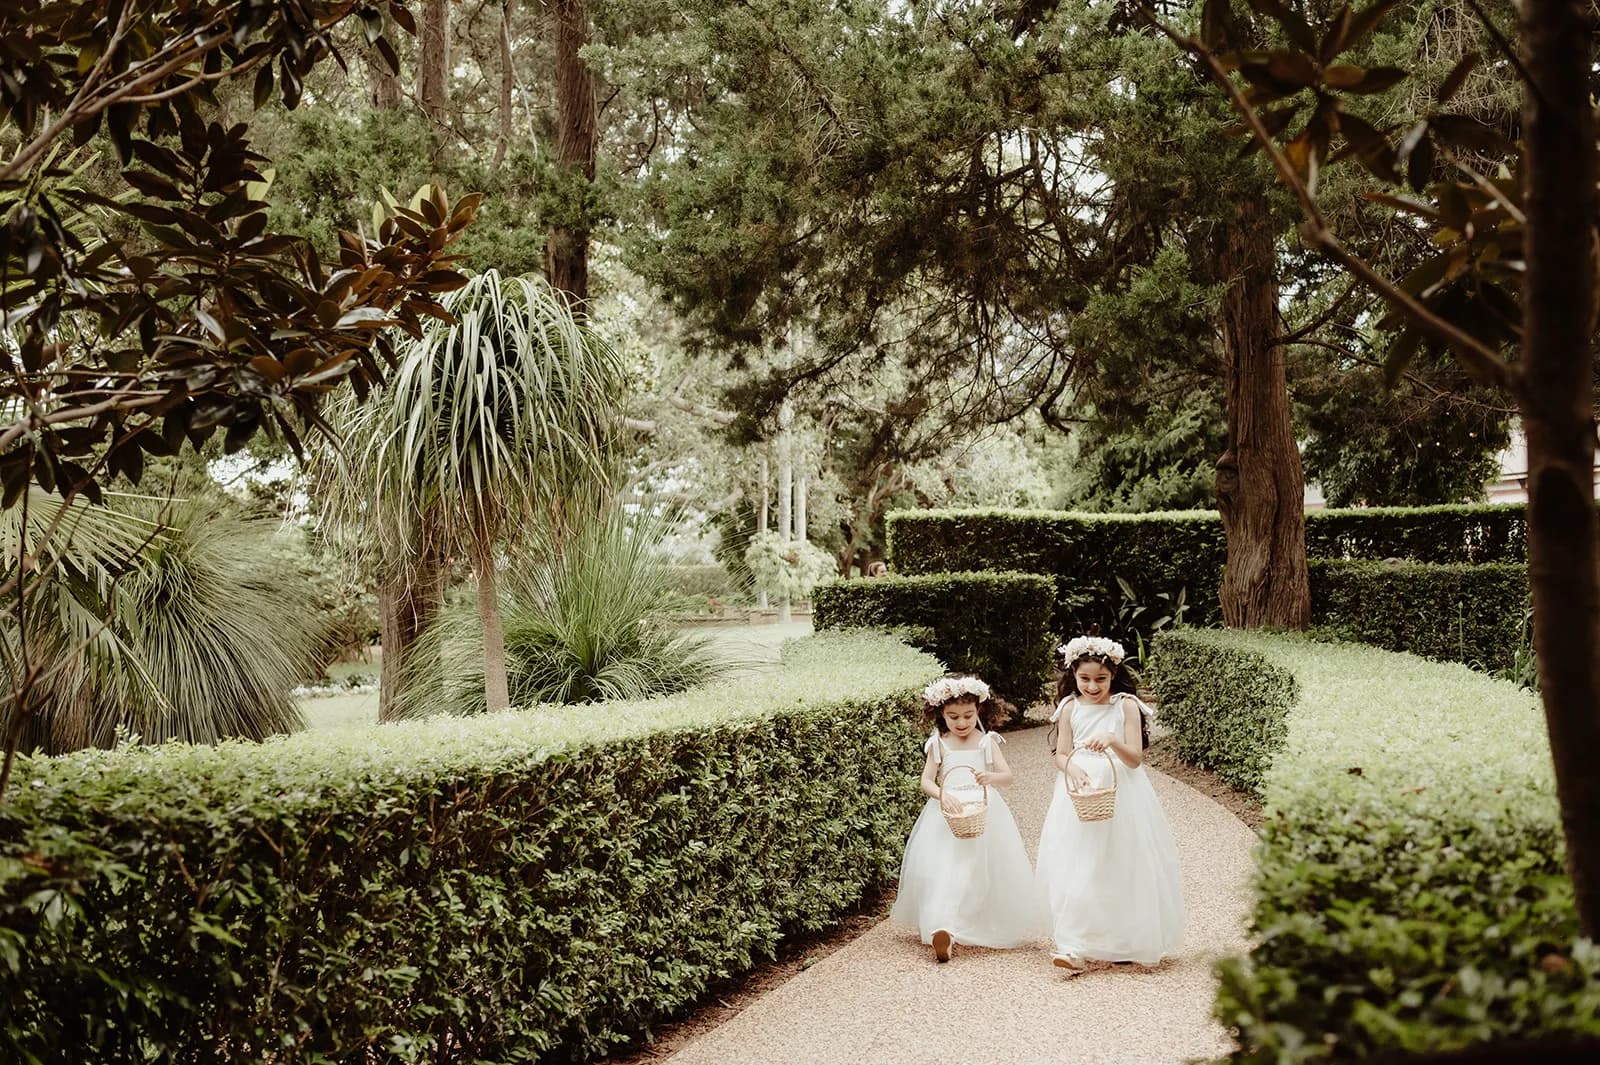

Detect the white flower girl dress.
[
  {"left": 890, "top": 730, "right": 1044, "bottom": 948},
  {"left": 1036, "top": 694, "right": 1185, "bottom": 965}
]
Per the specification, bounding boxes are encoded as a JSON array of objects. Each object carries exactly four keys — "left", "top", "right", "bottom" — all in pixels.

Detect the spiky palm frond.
[
  {"left": 1, "top": 492, "right": 319, "bottom": 753},
  {"left": 394, "top": 506, "right": 743, "bottom": 717}
]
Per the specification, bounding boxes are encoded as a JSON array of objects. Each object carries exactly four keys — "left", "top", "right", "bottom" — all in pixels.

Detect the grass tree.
[
  {"left": 333, "top": 270, "right": 623, "bottom": 713},
  {"left": 1, "top": 490, "right": 317, "bottom": 775}
]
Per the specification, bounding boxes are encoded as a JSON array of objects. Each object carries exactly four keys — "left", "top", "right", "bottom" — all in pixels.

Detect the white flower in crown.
[
  {"left": 922, "top": 675, "right": 992, "bottom": 705},
  {"left": 1057, "top": 636, "right": 1126, "bottom": 667}
]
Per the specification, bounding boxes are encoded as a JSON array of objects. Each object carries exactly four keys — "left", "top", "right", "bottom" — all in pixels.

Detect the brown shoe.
[{"left": 932, "top": 930, "right": 953, "bottom": 963}]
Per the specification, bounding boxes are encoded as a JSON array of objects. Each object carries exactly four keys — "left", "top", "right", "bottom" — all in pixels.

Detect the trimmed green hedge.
[
  {"left": 1149, "top": 628, "right": 1597, "bottom": 1062},
  {"left": 1142, "top": 632, "right": 1297, "bottom": 796},
  {"left": 811, "top": 571, "right": 1056, "bottom": 705},
  {"left": 1310, "top": 558, "right": 1528, "bottom": 672},
  {"left": 0, "top": 633, "right": 939, "bottom": 1062},
  {"left": 887, "top": 508, "right": 1530, "bottom": 667},
  {"left": 886, "top": 509, "right": 1227, "bottom": 633}
]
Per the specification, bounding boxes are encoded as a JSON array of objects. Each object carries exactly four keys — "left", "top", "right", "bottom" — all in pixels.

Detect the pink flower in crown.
[{"left": 922, "top": 676, "right": 991, "bottom": 705}]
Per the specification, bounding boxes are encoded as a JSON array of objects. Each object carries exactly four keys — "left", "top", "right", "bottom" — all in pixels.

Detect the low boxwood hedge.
[
  {"left": 1148, "top": 628, "right": 1597, "bottom": 1062},
  {"left": 0, "top": 633, "right": 940, "bottom": 1063},
  {"left": 1310, "top": 558, "right": 1528, "bottom": 672},
  {"left": 811, "top": 570, "right": 1055, "bottom": 706}
]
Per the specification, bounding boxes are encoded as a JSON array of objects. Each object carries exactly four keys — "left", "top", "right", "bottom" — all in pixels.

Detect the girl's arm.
[
  {"left": 1054, "top": 717, "right": 1092, "bottom": 788},
  {"left": 975, "top": 743, "right": 1014, "bottom": 788},
  {"left": 920, "top": 747, "right": 942, "bottom": 801},
  {"left": 1082, "top": 699, "right": 1145, "bottom": 767}
]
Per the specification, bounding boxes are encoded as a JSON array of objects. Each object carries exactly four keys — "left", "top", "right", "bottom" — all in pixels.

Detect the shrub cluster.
[
  {"left": 886, "top": 509, "right": 1227, "bottom": 633},
  {"left": 1143, "top": 631, "right": 1297, "bottom": 796},
  {"left": 0, "top": 633, "right": 939, "bottom": 1062},
  {"left": 888, "top": 507, "right": 1529, "bottom": 668},
  {"left": 1149, "top": 628, "right": 1597, "bottom": 1062},
  {"left": 811, "top": 571, "right": 1056, "bottom": 706},
  {"left": 1310, "top": 559, "right": 1528, "bottom": 672}
]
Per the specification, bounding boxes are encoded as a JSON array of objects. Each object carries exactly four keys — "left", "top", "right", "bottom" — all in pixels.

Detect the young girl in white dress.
[
  {"left": 890, "top": 675, "right": 1044, "bottom": 962},
  {"left": 1036, "top": 637, "right": 1185, "bottom": 975}
]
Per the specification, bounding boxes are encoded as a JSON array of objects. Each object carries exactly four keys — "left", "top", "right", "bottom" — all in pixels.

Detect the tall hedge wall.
[
  {"left": 1310, "top": 559, "right": 1527, "bottom": 672},
  {"left": 1147, "top": 629, "right": 1596, "bottom": 1061},
  {"left": 811, "top": 570, "right": 1056, "bottom": 706},
  {"left": 887, "top": 507, "right": 1530, "bottom": 669},
  {"left": 0, "top": 634, "right": 939, "bottom": 1063}
]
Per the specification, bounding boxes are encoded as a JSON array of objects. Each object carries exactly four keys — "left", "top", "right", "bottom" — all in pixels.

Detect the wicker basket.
[
  {"left": 939, "top": 764, "right": 989, "bottom": 839},
  {"left": 1066, "top": 748, "right": 1118, "bottom": 822}
]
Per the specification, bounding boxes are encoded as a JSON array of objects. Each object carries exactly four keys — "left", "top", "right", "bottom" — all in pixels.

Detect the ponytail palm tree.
[{"left": 330, "top": 271, "right": 623, "bottom": 712}]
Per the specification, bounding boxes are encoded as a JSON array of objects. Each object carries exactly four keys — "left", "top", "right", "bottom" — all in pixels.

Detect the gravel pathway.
[{"left": 664, "top": 725, "right": 1258, "bottom": 1065}]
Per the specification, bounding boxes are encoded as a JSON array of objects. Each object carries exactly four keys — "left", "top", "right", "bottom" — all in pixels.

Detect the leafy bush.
[
  {"left": 886, "top": 508, "right": 1228, "bottom": 634},
  {"left": 1149, "top": 629, "right": 1597, "bottom": 1062},
  {"left": 0, "top": 633, "right": 939, "bottom": 1062},
  {"left": 1144, "top": 630, "right": 1296, "bottom": 796},
  {"left": 888, "top": 508, "right": 1531, "bottom": 653},
  {"left": 662, "top": 563, "right": 746, "bottom": 610},
  {"left": 1310, "top": 559, "right": 1527, "bottom": 672},
  {"left": 2, "top": 492, "right": 316, "bottom": 753},
  {"left": 396, "top": 508, "right": 742, "bottom": 715},
  {"left": 744, "top": 533, "right": 837, "bottom": 603},
  {"left": 811, "top": 571, "right": 1055, "bottom": 705}
]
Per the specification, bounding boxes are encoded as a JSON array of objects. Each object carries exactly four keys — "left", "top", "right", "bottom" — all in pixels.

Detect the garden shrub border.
[
  {"left": 1309, "top": 558, "right": 1527, "bottom": 673},
  {"left": 0, "top": 633, "right": 939, "bottom": 1062},
  {"left": 1148, "top": 628, "right": 1596, "bottom": 1062},
  {"left": 811, "top": 570, "right": 1056, "bottom": 706}
]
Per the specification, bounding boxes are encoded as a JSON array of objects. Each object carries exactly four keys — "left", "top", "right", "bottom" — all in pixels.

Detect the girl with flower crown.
[
  {"left": 1036, "top": 637, "right": 1185, "bottom": 975},
  {"left": 889, "top": 674, "right": 1045, "bottom": 962}
]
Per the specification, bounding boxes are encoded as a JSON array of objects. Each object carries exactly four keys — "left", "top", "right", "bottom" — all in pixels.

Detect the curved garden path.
[{"left": 664, "top": 723, "right": 1258, "bottom": 1065}]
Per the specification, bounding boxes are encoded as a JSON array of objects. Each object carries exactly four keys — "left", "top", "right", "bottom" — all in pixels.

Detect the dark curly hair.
[{"left": 922, "top": 674, "right": 1017, "bottom": 734}]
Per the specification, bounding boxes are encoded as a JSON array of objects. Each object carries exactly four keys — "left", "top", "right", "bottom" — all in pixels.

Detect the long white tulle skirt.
[
  {"left": 890, "top": 790, "right": 1047, "bottom": 948},
  {"left": 1036, "top": 760, "right": 1185, "bottom": 964}
]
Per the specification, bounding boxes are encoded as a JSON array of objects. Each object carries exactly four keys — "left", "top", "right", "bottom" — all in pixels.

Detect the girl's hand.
[
  {"left": 1082, "top": 733, "right": 1115, "bottom": 752},
  {"left": 973, "top": 769, "right": 994, "bottom": 786},
  {"left": 939, "top": 791, "right": 965, "bottom": 815},
  {"left": 1066, "top": 765, "right": 1092, "bottom": 789}
]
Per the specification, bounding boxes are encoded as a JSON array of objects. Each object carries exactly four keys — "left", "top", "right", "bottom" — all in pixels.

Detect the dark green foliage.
[
  {"left": 1150, "top": 628, "right": 1597, "bottom": 1061},
  {"left": 812, "top": 572, "right": 1055, "bottom": 705},
  {"left": 888, "top": 504, "right": 1531, "bottom": 639},
  {"left": 0, "top": 634, "right": 935, "bottom": 1062},
  {"left": 1145, "top": 630, "right": 1296, "bottom": 797},
  {"left": 1310, "top": 559, "right": 1527, "bottom": 672},
  {"left": 887, "top": 509, "right": 1228, "bottom": 635}
]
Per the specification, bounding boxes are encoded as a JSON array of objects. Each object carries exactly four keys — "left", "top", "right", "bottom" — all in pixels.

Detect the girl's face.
[
  {"left": 1073, "top": 660, "right": 1114, "bottom": 702},
  {"left": 941, "top": 699, "right": 980, "bottom": 739}
]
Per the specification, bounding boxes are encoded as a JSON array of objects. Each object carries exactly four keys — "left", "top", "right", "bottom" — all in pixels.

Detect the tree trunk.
[
  {"left": 758, "top": 452, "right": 770, "bottom": 609},
  {"left": 474, "top": 540, "right": 512, "bottom": 713},
  {"left": 778, "top": 406, "right": 794, "bottom": 624},
  {"left": 796, "top": 469, "right": 808, "bottom": 542},
  {"left": 1213, "top": 195, "right": 1309, "bottom": 629},
  {"left": 377, "top": 547, "right": 443, "bottom": 722},
  {"left": 547, "top": 0, "right": 597, "bottom": 305},
  {"left": 365, "top": 43, "right": 402, "bottom": 109},
  {"left": 1521, "top": 0, "right": 1600, "bottom": 937},
  {"left": 417, "top": 0, "right": 451, "bottom": 132},
  {"left": 493, "top": 0, "right": 517, "bottom": 170}
]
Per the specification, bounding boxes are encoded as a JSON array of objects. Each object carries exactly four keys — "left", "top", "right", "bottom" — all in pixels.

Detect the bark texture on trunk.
[
  {"left": 1521, "top": 0, "right": 1600, "bottom": 937},
  {"left": 493, "top": 0, "right": 517, "bottom": 170},
  {"left": 475, "top": 541, "right": 512, "bottom": 713},
  {"left": 365, "top": 44, "right": 402, "bottom": 109},
  {"left": 1214, "top": 195, "right": 1309, "bottom": 630},
  {"left": 547, "top": 0, "right": 597, "bottom": 305},
  {"left": 418, "top": 0, "right": 451, "bottom": 129},
  {"left": 377, "top": 547, "right": 444, "bottom": 722}
]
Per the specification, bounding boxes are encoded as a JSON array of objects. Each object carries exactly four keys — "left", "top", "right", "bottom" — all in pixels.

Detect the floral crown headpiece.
[
  {"left": 1056, "top": 636, "right": 1126, "bottom": 668},
  {"left": 923, "top": 675, "right": 991, "bottom": 706}
]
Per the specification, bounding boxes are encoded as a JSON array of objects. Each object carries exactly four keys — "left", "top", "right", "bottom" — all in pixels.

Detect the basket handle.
[
  {"left": 1064, "top": 747, "right": 1118, "bottom": 795},
  {"left": 938, "top": 763, "right": 988, "bottom": 805}
]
